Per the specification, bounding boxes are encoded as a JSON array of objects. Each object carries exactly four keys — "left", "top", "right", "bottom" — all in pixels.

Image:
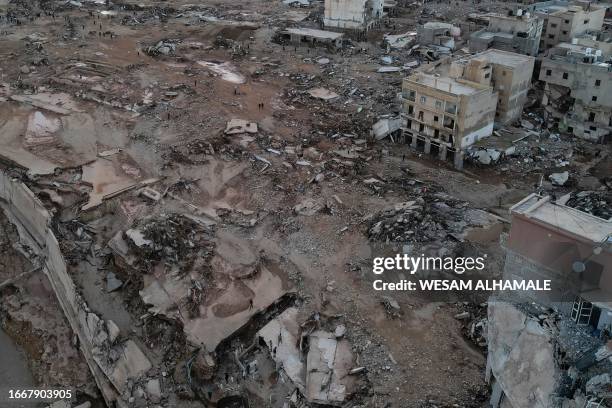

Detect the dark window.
[
  {"left": 434, "top": 115, "right": 439, "bottom": 122},
  {"left": 551, "top": 23, "right": 557, "bottom": 28},
  {"left": 548, "top": 34, "right": 555, "bottom": 39},
  {"left": 546, "top": 69, "right": 552, "bottom": 76},
  {"left": 589, "top": 112, "right": 596, "bottom": 121},
  {"left": 595, "top": 79, "right": 601, "bottom": 86},
  {"left": 583, "top": 19, "right": 589, "bottom": 24},
  {"left": 590, "top": 126, "right": 597, "bottom": 131},
  {"left": 564, "top": 19, "right": 570, "bottom": 24},
  {"left": 485, "top": 73, "right": 490, "bottom": 78},
  {"left": 562, "top": 30, "right": 568, "bottom": 35},
  {"left": 419, "top": 124, "right": 424, "bottom": 132},
  {"left": 592, "top": 96, "right": 597, "bottom": 102},
  {"left": 562, "top": 72, "right": 568, "bottom": 79}
]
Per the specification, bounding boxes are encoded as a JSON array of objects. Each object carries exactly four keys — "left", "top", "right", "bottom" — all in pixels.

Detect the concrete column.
[
  {"left": 424, "top": 139, "right": 431, "bottom": 154},
  {"left": 454, "top": 150, "right": 464, "bottom": 170},
  {"left": 439, "top": 145, "right": 447, "bottom": 161},
  {"left": 411, "top": 133, "right": 418, "bottom": 148}
]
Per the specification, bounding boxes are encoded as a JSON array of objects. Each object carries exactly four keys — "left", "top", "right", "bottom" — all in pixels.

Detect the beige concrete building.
[
  {"left": 539, "top": 41, "right": 612, "bottom": 142},
  {"left": 400, "top": 70, "right": 498, "bottom": 169},
  {"left": 323, "top": 0, "right": 384, "bottom": 32},
  {"left": 469, "top": 12, "right": 543, "bottom": 56},
  {"left": 468, "top": 49, "right": 535, "bottom": 124},
  {"left": 400, "top": 49, "right": 535, "bottom": 168},
  {"left": 417, "top": 22, "right": 460, "bottom": 50},
  {"left": 525, "top": 0, "right": 607, "bottom": 50}
]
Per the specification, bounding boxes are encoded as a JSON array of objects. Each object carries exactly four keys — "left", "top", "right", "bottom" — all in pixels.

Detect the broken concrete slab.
[
  {"left": 81, "top": 157, "right": 141, "bottom": 211},
  {"left": 308, "top": 87, "right": 339, "bottom": 101},
  {"left": 257, "top": 307, "right": 306, "bottom": 392},
  {"left": 225, "top": 119, "right": 258, "bottom": 135},
  {"left": 549, "top": 171, "right": 569, "bottom": 186},
  {"left": 306, "top": 330, "right": 355, "bottom": 405}
]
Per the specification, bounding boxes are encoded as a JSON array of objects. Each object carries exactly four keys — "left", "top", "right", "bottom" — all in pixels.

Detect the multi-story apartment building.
[
  {"left": 399, "top": 50, "right": 535, "bottom": 168},
  {"left": 468, "top": 49, "right": 535, "bottom": 124},
  {"left": 400, "top": 68, "right": 498, "bottom": 170},
  {"left": 469, "top": 11, "right": 544, "bottom": 56},
  {"left": 539, "top": 42, "right": 612, "bottom": 142},
  {"left": 525, "top": 0, "right": 607, "bottom": 50}
]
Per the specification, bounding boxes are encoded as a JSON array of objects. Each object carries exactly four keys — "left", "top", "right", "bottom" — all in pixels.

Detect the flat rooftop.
[
  {"left": 406, "top": 73, "right": 485, "bottom": 95},
  {"left": 472, "top": 48, "right": 534, "bottom": 67},
  {"left": 283, "top": 28, "right": 344, "bottom": 40},
  {"left": 511, "top": 193, "right": 611, "bottom": 243},
  {"left": 473, "top": 31, "right": 514, "bottom": 40}
]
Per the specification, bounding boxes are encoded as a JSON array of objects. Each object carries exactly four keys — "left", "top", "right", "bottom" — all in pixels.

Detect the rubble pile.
[
  {"left": 367, "top": 194, "right": 470, "bottom": 244},
  {"left": 565, "top": 191, "right": 612, "bottom": 221},
  {"left": 145, "top": 39, "right": 179, "bottom": 56},
  {"left": 127, "top": 213, "right": 215, "bottom": 274}
]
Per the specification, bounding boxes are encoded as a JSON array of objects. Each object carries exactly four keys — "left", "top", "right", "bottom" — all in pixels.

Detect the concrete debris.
[
  {"left": 564, "top": 191, "right": 612, "bottom": 220},
  {"left": 549, "top": 171, "right": 569, "bottom": 186},
  {"left": 105, "top": 271, "right": 123, "bottom": 292},
  {"left": 1, "top": 1, "right": 609, "bottom": 407},
  {"left": 225, "top": 119, "right": 258, "bottom": 135},
  {"left": 146, "top": 40, "right": 177, "bottom": 56},
  {"left": 294, "top": 198, "right": 325, "bottom": 216},
  {"left": 308, "top": 87, "right": 339, "bottom": 101}
]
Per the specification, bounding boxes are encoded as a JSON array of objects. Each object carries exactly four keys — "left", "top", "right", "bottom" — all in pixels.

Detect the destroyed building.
[
  {"left": 524, "top": 0, "right": 608, "bottom": 51},
  {"left": 486, "top": 300, "right": 612, "bottom": 408},
  {"left": 279, "top": 28, "right": 345, "bottom": 49},
  {"left": 417, "top": 22, "right": 461, "bottom": 51},
  {"left": 503, "top": 193, "right": 612, "bottom": 331},
  {"left": 400, "top": 49, "right": 534, "bottom": 168},
  {"left": 539, "top": 41, "right": 612, "bottom": 142},
  {"left": 323, "top": 0, "right": 384, "bottom": 32},
  {"left": 469, "top": 11, "right": 544, "bottom": 56}
]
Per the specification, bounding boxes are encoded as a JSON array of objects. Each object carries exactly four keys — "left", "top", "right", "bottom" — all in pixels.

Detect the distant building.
[
  {"left": 417, "top": 22, "right": 460, "bottom": 50},
  {"left": 525, "top": 0, "right": 607, "bottom": 51},
  {"left": 323, "top": 0, "right": 384, "bottom": 32},
  {"left": 399, "top": 49, "right": 535, "bottom": 168},
  {"left": 469, "top": 11, "right": 543, "bottom": 56},
  {"left": 279, "top": 28, "right": 345, "bottom": 49},
  {"left": 503, "top": 192, "right": 612, "bottom": 331},
  {"left": 539, "top": 41, "right": 612, "bottom": 142}
]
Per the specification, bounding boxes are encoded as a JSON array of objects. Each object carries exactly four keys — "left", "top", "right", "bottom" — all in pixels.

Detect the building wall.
[
  {"left": 505, "top": 214, "right": 612, "bottom": 298},
  {"left": 469, "top": 15, "right": 543, "bottom": 56},
  {"left": 324, "top": 0, "right": 374, "bottom": 30},
  {"left": 540, "top": 57, "right": 612, "bottom": 139},
  {"left": 491, "top": 58, "right": 535, "bottom": 123},
  {"left": 458, "top": 89, "right": 497, "bottom": 147},
  {"left": 539, "top": 7, "right": 605, "bottom": 50},
  {"left": 401, "top": 81, "right": 460, "bottom": 148},
  {"left": 401, "top": 78, "right": 496, "bottom": 147}
]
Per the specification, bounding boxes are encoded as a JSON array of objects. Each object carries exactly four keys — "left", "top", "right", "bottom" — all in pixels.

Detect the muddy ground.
[{"left": 0, "top": 0, "right": 609, "bottom": 407}]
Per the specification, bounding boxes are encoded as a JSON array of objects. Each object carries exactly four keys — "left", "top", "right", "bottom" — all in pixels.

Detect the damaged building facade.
[
  {"left": 323, "top": 0, "right": 384, "bottom": 32},
  {"left": 503, "top": 193, "right": 612, "bottom": 331},
  {"left": 401, "top": 49, "right": 534, "bottom": 168},
  {"left": 488, "top": 192, "right": 612, "bottom": 408},
  {"left": 539, "top": 41, "right": 612, "bottom": 142},
  {"left": 417, "top": 22, "right": 461, "bottom": 51},
  {"left": 525, "top": 0, "right": 607, "bottom": 51},
  {"left": 469, "top": 11, "right": 544, "bottom": 56}
]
